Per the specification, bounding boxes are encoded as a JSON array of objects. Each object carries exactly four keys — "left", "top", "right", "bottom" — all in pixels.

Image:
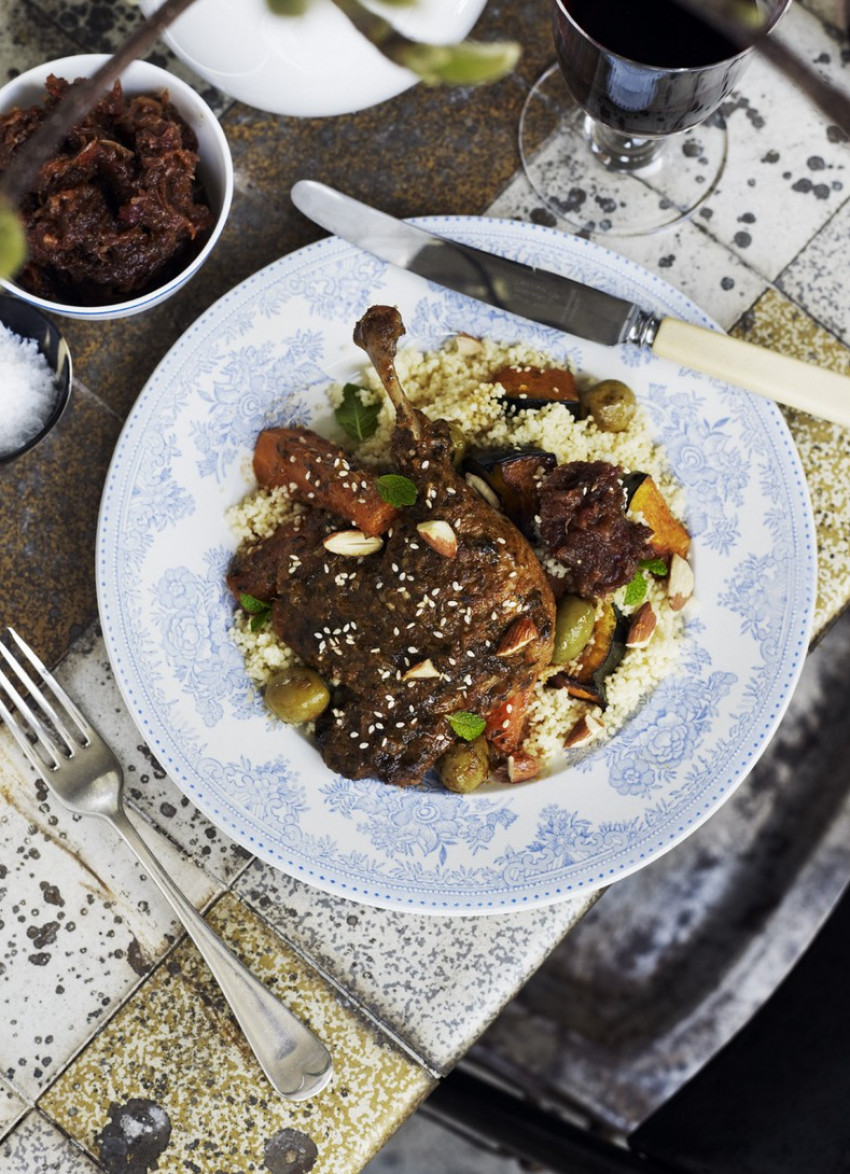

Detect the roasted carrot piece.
[{"left": 253, "top": 427, "right": 399, "bottom": 537}]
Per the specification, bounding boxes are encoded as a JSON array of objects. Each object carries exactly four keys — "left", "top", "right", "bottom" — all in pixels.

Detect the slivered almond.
[
  {"left": 564, "top": 712, "right": 604, "bottom": 749},
  {"left": 668, "top": 553, "right": 694, "bottom": 611},
  {"left": 322, "top": 529, "right": 383, "bottom": 557},
  {"left": 496, "top": 615, "right": 539, "bottom": 657},
  {"left": 455, "top": 332, "right": 484, "bottom": 355},
  {"left": 416, "top": 519, "right": 458, "bottom": 558},
  {"left": 402, "top": 658, "right": 441, "bottom": 681},
  {"left": 626, "top": 601, "right": 657, "bottom": 649},
  {"left": 464, "top": 472, "right": 501, "bottom": 510},
  {"left": 507, "top": 751, "right": 540, "bottom": 784}
]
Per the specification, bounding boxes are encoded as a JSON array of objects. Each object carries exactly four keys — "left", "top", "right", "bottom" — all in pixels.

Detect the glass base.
[{"left": 519, "top": 65, "right": 729, "bottom": 238}]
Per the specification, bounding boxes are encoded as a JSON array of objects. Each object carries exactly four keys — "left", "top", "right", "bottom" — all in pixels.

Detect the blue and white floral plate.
[{"left": 96, "top": 218, "right": 816, "bottom": 914}]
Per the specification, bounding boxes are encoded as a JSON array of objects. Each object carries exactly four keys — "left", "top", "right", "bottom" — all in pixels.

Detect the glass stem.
[{"left": 583, "top": 116, "right": 664, "bottom": 172}]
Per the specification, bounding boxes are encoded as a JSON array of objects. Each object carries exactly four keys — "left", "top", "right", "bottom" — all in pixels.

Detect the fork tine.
[
  {"left": 4, "top": 627, "right": 93, "bottom": 745},
  {"left": 0, "top": 659, "right": 62, "bottom": 773},
  {"left": 0, "top": 629, "right": 93, "bottom": 777}
]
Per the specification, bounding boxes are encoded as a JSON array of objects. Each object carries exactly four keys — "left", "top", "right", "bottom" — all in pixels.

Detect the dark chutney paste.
[{"left": 0, "top": 74, "right": 214, "bottom": 305}]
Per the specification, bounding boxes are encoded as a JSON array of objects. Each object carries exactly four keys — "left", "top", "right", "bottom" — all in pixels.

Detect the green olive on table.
[
  {"left": 438, "top": 735, "right": 490, "bottom": 793},
  {"left": 580, "top": 379, "right": 636, "bottom": 432},
  {"left": 552, "top": 595, "right": 596, "bottom": 665},
  {"left": 265, "top": 667, "right": 330, "bottom": 723}
]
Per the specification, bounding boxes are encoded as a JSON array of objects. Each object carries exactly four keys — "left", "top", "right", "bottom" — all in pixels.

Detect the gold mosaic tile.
[
  {"left": 41, "top": 893, "right": 434, "bottom": 1174},
  {"left": 731, "top": 287, "right": 850, "bottom": 638}
]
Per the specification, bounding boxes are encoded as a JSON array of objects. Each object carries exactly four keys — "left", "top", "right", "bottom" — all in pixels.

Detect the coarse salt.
[{"left": 0, "top": 323, "right": 57, "bottom": 457}]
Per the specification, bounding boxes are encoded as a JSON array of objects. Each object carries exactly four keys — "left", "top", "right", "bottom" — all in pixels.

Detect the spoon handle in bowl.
[{"left": 108, "top": 806, "right": 333, "bottom": 1100}]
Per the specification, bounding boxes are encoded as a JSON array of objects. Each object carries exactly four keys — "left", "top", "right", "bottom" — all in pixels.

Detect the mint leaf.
[
  {"left": 623, "top": 573, "right": 647, "bottom": 608},
  {"left": 239, "top": 593, "right": 271, "bottom": 630},
  {"left": 449, "top": 711, "right": 486, "bottom": 741},
  {"left": 639, "top": 557, "right": 669, "bottom": 577},
  {"left": 335, "top": 383, "right": 380, "bottom": 442},
  {"left": 239, "top": 593, "right": 268, "bottom": 614},
  {"left": 377, "top": 473, "right": 418, "bottom": 508}
]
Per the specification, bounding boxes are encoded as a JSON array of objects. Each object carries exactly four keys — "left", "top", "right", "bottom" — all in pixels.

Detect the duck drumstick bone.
[{"left": 353, "top": 304, "right": 423, "bottom": 441}]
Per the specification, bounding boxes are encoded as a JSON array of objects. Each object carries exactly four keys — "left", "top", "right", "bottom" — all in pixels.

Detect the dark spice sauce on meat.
[{"left": 0, "top": 75, "right": 214, "bottom": 305}]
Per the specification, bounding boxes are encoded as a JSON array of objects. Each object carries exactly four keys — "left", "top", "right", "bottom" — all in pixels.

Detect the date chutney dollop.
[{"left": 0, "top": 74, "right": 214, "bottom": 305}]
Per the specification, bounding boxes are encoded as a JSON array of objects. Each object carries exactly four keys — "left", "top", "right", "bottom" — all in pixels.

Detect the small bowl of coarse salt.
[{"left": 0, "top": 295, "right": 72, "bottom": 464}]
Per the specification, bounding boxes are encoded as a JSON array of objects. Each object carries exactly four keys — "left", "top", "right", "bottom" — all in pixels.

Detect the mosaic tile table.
[{"left": 3, "top": 1, "right": 850, "bottom": 1171}]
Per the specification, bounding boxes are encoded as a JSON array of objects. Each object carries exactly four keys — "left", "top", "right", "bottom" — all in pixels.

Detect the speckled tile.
[
  {"left": 693, "top": 4, "right": 850, "bottom": 277},
  {"left": 777, "top": 194, "right": 850, "bottom": 346},
  {"left": 489, "top": 171, "right": 770, "bottom": 331},
  {"left": 0, "top": 1078, "right": 28, "bottom": 1141},
  {"left": 729, "top": 287, "right": 850, "bottom": 634},
  {"left": 0, "top": 721, "right": 224, "bottom": 1097},
  {"left": 235, "top": 864, "right": 595, "bottom": 1075},
  {"left": 0, "top": 0, "right": 80, "bottom": 78},
  {"left": 56, "top": 622, "right": 252, "bottom": 886},
  {"left": 25, "top": 0, "right": 231, "bottom": 114},
  {"left": 1, "top": 1111, "right": 101, "bottom": 1173},
  {"left": 41, "top": 893, "right": 435, "bottom": 1174}
]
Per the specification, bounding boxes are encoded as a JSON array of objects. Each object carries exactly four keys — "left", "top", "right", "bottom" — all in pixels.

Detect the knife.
[{"left": 291, "top": 179, "right": 850, "bottom": 428}]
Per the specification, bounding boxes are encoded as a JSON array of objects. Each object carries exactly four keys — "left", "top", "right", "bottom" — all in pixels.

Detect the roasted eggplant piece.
[
  {"left": 623, "top": 472, "right": 691, "bottom": 561},
  {"left": 491, "top": 365, "right": 581, "bottom": 414},
  {"left": 548, "top": 602, "right": 629, "bottom": 708},
  {"left": 463, "top": 447, "right": 557, "bottom": 536}
]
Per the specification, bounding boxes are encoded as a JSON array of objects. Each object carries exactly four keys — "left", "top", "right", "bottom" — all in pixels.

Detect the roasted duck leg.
[{"left": 230, "top": 305, "right": 557, "bottom": 787}]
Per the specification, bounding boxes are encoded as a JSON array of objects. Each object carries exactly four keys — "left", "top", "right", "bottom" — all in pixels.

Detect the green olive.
[
  {"left": 581, "top": 379, "right": 636, "bottom": 432},
  {"left": 552, "top": 595, "right": 596, "bottom": 665},
  {"left": 438, "top": 735, "right": 490, "bottom": 793},
  {"left": 265, "top": 667, "right": 330, "bottom": 724}
]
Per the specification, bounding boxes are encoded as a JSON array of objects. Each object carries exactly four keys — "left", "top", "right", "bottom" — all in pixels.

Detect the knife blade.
[{"left": 291, "top": 179, "right": 850, "bottom": 428}]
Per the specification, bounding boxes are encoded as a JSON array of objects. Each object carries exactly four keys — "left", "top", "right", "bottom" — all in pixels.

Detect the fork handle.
[{"left": 109, "top": 808, "right": 333, "bottom": 1099}]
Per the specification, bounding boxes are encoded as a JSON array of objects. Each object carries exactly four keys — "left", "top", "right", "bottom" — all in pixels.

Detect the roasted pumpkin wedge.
[
  {"left": 623, "top": 471, "right": 690, "bottom": 560},
  {"left": 491, "top": 364, "right": 581, "bottom": 414},
  {"left": 463, "top": 448, "right": 557, "bottom": 536},
  {"left": 548, "top": 602, "right": 629, "bottom": 708}
]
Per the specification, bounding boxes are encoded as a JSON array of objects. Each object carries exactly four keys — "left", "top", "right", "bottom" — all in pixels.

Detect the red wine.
[{"left": 554, "top": 0, "right": 771, "bottom": 137}]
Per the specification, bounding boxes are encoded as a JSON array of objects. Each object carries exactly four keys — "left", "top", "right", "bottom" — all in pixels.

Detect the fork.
[{"left": 0, "top": 627, "right": 333, "bottom": 1101}]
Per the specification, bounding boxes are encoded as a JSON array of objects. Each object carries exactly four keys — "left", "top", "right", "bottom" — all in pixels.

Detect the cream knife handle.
[{"left": 651, "top": 317, "right": 850, "bottom": 427}]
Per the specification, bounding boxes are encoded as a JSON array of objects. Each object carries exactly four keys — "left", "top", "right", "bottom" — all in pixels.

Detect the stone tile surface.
[
  {"left": 777, "top": 193, "right": 850, "bottom": 344},
  {"left": 236, "top": 864, "right": 596, "bottom": 1074},
  {"left": 489, "top": 171, "right": 770, "bottom": 332},
  {"left": 0, "top": 1079, "right": 28, "bottom": 1142},
  {"left": 695, "top": 3, "right": 850, "bottom": 278},
  {"left": 0, "top": 381, "right": 123, "bottom": 682},
  {"left": 0, "top": 0, "right": 79, "bottom": 79},
  {"left": 0, "top": 722, "right": 223, "bottom": 1098},
  {"left": 25, "top": 0, "right": 230, "bottom": 113},
  {"left": 0, "top": 1111, "right": 101, "bottom": 1174},
  {"left": 41, "top": 893, "right": 435, "bottom": 1174},
  {"left": 57, "top": 623, "right": 252, "bottom": 886}
]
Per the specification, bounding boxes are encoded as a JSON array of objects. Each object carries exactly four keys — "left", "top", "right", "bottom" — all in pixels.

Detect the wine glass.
[{"left": 519, "top": 0, "right": 792, "bottom": 237}]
